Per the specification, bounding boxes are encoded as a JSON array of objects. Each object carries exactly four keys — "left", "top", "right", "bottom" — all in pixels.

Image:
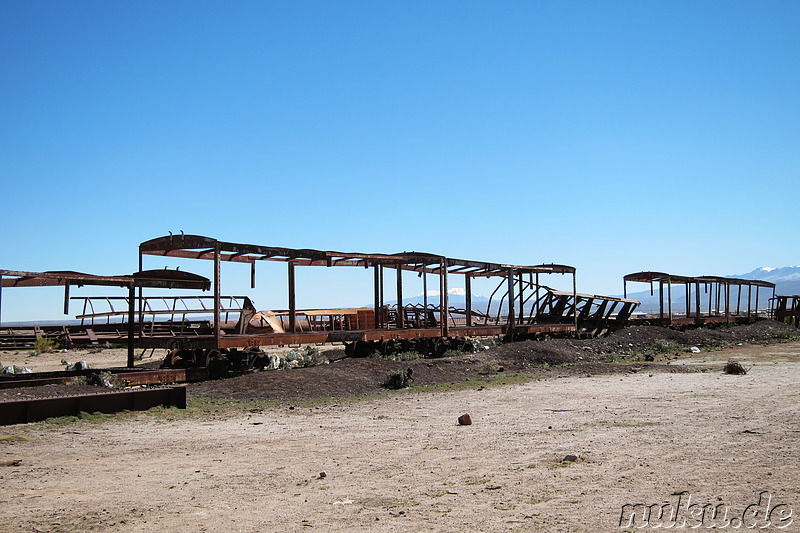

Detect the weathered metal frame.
[
  {"left": 139, "top": 234, "right": 579, "bottom": 350},
  {"left": 771, "top": 295, "right": 800, "bottom": 328},
  {"left": 0, "top": 386, "right": 186, "bottom": 426},
  {"left": 623, "top": 271, "right": 776, "bottom": 326},
  {"left": 0, "top": 269, "right": 210, "bottom": 366}
]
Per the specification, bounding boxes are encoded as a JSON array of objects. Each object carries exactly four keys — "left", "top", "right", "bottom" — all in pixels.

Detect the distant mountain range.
[
  {"left": 383, "top": 287, "right": 557, "bottom": 317},
  {"left": 624, "top": 266, "right": 799, "bottom": 314},
  {"left": 383, "top": 288, "right": 492, "bottom": 313}
]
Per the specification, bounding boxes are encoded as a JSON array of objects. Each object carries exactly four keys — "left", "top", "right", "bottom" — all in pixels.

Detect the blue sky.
[{"left": 1, "top": 1, "right": 798, "bottom": 321}]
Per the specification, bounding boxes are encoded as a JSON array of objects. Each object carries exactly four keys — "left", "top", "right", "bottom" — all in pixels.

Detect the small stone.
[
  {"left": 562, "top": 454, "right": 578, "bottom": 463},
  {"left": 319, "top": 471, "right": 327, "bottom": 478},
  {"left": 458, "top": 413, "right": 472, "bottom": 426}
]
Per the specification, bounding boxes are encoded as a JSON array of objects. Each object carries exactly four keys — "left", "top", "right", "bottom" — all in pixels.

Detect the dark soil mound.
[
  {"left": 187, "top": 321, "right": 796, "bottom": 402},
  {"left": 4, "top": 321, "right": 795, "bottom": 404}
]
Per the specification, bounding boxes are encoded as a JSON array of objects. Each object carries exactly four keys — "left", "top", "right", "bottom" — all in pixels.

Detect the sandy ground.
[{"left": 1, "top": 341, "right": 799, "bottom": 532}]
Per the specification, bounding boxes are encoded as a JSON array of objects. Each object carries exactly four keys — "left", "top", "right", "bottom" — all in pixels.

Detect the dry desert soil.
[{"left": 1, "top": 322, "right": 799, "bottom": 532}]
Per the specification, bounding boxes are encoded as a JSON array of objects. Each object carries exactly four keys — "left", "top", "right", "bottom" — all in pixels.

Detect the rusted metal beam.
[
  {"left": 373, "top": 265, "right": 380, "bottom": 330},
  {"left": 288, "top": 262, "right": 296, "bottom": 333},
  {"left": 506, "top": 268, "right": 515, "bottom": 329},
  {"left": 465, "top": 274, "right": 472, "bottom": 326},
  {"left": 214, "top": 242, "right": 221, "bottom": 347},
  {"left": 0, "top": 269, "right": 210, "bottom": 290},
  {"left": 127, "top": 284, "right": 135, "bottom": 367},
  {"left": 396, "top": 266, "right": 404, "bottom": 329},
  {"left": 0, "top": 387, "right": 186, "bottom": 426},
  {"left": 0, "top": 367, "right": 209, "bottom": 389}
]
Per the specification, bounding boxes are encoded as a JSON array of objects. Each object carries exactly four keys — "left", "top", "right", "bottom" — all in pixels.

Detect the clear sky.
[{"left": 1, "top": 1, "right": 798, "bottom": 322}]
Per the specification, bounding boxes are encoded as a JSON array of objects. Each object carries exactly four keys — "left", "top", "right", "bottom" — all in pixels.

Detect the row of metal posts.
[
  {"left": 139, "top": 249, "right": 577, "bottom": 349},
  {"left": 646, "top": 280, "right": 768, "bottom": 323}
]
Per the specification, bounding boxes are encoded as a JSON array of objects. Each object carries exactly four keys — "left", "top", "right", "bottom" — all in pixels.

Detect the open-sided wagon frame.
[
  {"left": 623, "top": 271, "right": 775, "bottom": 326},
  {"left": 138, "top": 234, "right": 582, "bottom": 356},
  {"left": 0, "top": 269, "right": 210, "bottom": 366}
]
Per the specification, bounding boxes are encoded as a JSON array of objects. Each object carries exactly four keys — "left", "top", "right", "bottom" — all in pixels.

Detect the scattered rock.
[
  {"left": 562, "top": 454, "right": 578, "bottom": 463},
  {"left": 318, "top": 471, "right": 327, "bottom": 478},
  {"left": 458, "top": 413, "right": 472, "bottom": 426}
]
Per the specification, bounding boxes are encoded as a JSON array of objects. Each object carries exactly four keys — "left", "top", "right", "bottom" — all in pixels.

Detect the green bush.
[
  {"left": 370, "top": 351, "right": 422, "bottom": 362},
  {"left": 479, "top": 360, "right": 502, "bottom": 374},
  {"left": 33, "top": 337, "right": 58, "bottom": 355},
  {"left": 384, "top": 369, "right": 412, "bottom": 389}
]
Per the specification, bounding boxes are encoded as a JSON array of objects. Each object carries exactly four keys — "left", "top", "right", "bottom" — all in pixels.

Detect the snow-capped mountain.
[
  {"left": 735, "top": 266, "right": 800, "bottom": 284},
  {"left": 416, "top": 288, "right": 469, "bottom": 298},
  {"left": 384, "top": 287, "right": 490, "bottom": 310}
]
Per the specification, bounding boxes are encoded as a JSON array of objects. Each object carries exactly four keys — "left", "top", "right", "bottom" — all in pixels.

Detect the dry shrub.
[{"left": 723, "top": 360, "right": 747, "bottom": 375}]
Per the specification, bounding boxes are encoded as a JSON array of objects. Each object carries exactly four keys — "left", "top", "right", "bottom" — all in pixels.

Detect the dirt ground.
[{"left": 1, "top": 325, "right": 799, "bottom": 532}]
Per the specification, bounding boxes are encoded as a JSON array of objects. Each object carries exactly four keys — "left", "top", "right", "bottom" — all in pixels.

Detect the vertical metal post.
[
  {"left": 747, "top": 285, "right": 752, "bottom": 318},
  {"left": 695, "top": 282, "right": 701, "bottom": 318},
  {"left": 667, "top": 280, "right": 673, "bottom": 323},
  {"left": 518, "top": 272, "right": 524, "bottom": 323},
  {"left": 395, "top": 265, "right": 403, "bottom": 328},
  {"left": 623, "top": 279, "right": 627, "bottom": 299},
  {"left": 535, "top": 273, "right": 540, "bottom": 319},
  {"left": 127, "top": 283, "right": 136, "bottom": 368},
  {"left": 213, "top": 242, "right": 221, "bottom": 348},
  {"left": 572, "top": 271, "right": 578, "bottom": 330},
  {"left": 138, "top": 250, "right": 144, "bottom": 337},
  {"left": 755, "top": 287, "right": 760, "bottom": 318},
  {"left": 725, "top": 282, "right": 731, "bottom": 323},
  {"left": 422, "top": 265, "right": 433, "bottom": 320},
  {"left": 506, "top": 268, "right": 516, "bottom": 329},
  {"left": 659, "top": 281, "right": 664, "bottom": 319},
  {"left": 708, "top": 283, "right": 713, "bottom": 317},
  {"left": 373, "top": 265, "right": 380, "bottom": 328},
  {"left": 772, "top": 287, "right": 776, "bottom": 320},
  {"left": 288, "top": 262, "right": 296, "bottom": 332},
  {"left": 250, "top": 261, "right": 256, "bottom": 289},
  {"left": 685, "top": 284, "right": 690, "bottom": 319},
  {"left": 465, "top": 274, "right": 472, "bottom": 327},
  {"left": 423, "top": 271, "right": 428, "bottom": 309},
  {"left": 64, "top": 284, "right": 70, "bottom": 315},
  {"left": 442, "top": 260, "right": 449, "bottom": 337},
  {"left": 736, "top": 284, "right": 741, "bottom": 314},
  {"left": 379, "top": 265, "right": 384, "bottom": 327}
]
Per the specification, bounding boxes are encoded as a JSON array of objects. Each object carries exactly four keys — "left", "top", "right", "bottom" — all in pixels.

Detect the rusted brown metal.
[
  {"left": 623, "top": 271, "right": 776, "bottom": 326},
  {"left": 0, "top": 386, "right": 186, "bottom": 425},
  {"left": 0, "top": 269, "right": 210, "bottom": 290},
  {"left": 139, "top": 234, "right": 582, "bottom": 361},
  {"left": 0, "top": 270, "right": 211, "bottom": 363},
  {"left": 0, "top": 367, "right": 208, "bottom": 390},
  {"left": 772, "top": 295, "right": 800, "bottom": 328}
]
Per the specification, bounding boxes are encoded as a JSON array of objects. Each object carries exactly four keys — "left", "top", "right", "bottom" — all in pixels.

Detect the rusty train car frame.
[
  {"left": 0, "top": 269, "right": 211, "bottom": 364},
  {"left": 772, "top": 295, "right": 800, "bottom": 328},
  {"left": 136, "top": 234, "right": 607, "bottom": 361},
  {"left": 623, "top": 271, "right": 776, "bottom": 327}
]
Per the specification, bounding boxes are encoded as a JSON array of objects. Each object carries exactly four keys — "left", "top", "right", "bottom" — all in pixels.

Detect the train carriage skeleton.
[{"left": 136, "top": 234, "right": 639, "bottom": 371}]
